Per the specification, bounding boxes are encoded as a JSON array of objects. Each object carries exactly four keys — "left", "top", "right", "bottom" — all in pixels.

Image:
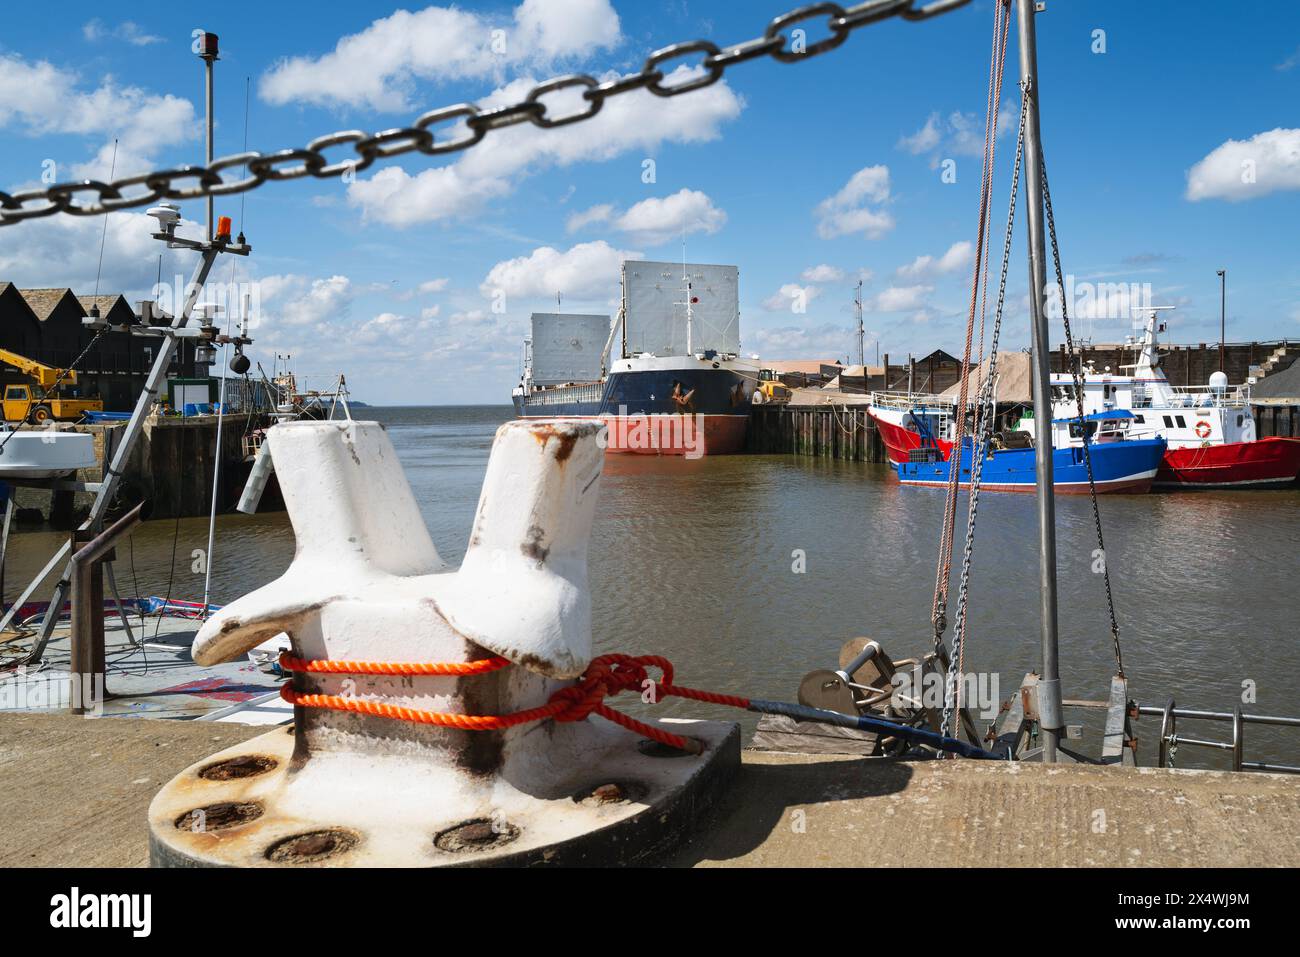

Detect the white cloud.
[
  {"left": 480, "top": 240, "right": 641, "bottom": 301},
  {"left": 260, "top": 0, "right": 622, "bottom": 112},
  {"left": 896, "top": 241, "right": 973, "bottom": 279},
  {"left": 347, "top": 69, "right": 742, "bottom": 227},
  {"left": 801, "top": 264, "right": 844, "bottom": 283},
  {"left": 752, "top": 323, "right": 854, "bottom": 361},
  {"left": 83, "top": 19, "right": 164, "bottom": 46},
  {"left": 1186, "top": 128, "right": 1300, "bottom": 202},
  {"left": 762, "top": 283, "right": 821, "bottom": 312},
  {"left": 0, "top": 54, "right": 194, "bottom": 180},
  {"left": 815, "top": 165, "right": 895, "bottom": 240},
  {"left": 567, "top": 189, "right": 726, "bottom": 245},
  {"left": 567, "top": 203, "right": 615, "bottom": 233},
  {"left": 897, "top": 109, "right": 1015, "bottom": 161},
  {"left": 254, "top": 274, "right": 354, "bottom": 329},
  {"left": 0, "top": 211, "right": 194, "bottom": 298},
  {"left": 897, "top": 114, "right": 942, "bottom": 154},
  {"left": 418, "top": 278, "right": 450, "bottom": 294},
  {"left": 873, "top": 284, "right": 933, "bottom": 312}
]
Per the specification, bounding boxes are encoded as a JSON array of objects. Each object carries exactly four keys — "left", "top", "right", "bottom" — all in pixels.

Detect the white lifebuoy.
[{"left": 1195, "top": 420, "right": 1212, "bottom": 439}]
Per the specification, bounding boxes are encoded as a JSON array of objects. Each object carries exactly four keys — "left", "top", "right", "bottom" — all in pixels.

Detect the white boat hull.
[{"left": 0, "top": 430, "right": 96, "bottom": 479}]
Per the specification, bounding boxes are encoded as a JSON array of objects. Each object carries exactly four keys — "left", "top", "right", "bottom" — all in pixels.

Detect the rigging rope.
[
  {"left": 941, "top": 85, "right": 1028, "bottom": 738},
  {"left": 932, "top": 0, "right": 1011, "bottom": 730}
]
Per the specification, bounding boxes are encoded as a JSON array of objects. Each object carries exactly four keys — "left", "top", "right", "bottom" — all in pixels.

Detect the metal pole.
[
  {"left": 1015, "top": 0, "right": 1062, "bottom": 763},
  {"left": 202, "top": 334, "right": 231, "bottom": 616},
  {"left": 1218, "top": 269, "right": 1226, "bottom": 373},
  {"left": 205, "top": 56, "right": 214, "bottom": 241}
]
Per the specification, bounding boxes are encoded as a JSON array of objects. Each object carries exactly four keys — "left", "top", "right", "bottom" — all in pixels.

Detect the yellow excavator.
[{"left": 0, "top": 348, "right": 104, "bottom": 424}]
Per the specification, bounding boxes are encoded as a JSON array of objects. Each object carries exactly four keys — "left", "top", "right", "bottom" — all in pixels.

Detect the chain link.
[
  {"left": 0, "top": 0, "right": 970, "bottom": 227},
  {"left": 941, "top": 86, "right": 1028, "bottom": 740},
  {"left": 1040, "top": 155, "right": 1125, "bottom": 678}
]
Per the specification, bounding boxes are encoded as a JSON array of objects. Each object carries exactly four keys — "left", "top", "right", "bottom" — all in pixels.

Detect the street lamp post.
[{"left": 1217, "top": 269, "right": 1226, "bottom": 373}]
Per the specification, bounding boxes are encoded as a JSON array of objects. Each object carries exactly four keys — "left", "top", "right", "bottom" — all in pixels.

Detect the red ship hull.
[
  {"left": 600, "top": 413, "right": 749, "bottom": 457},
  {"left": 871, "top": 413, "right": 954, "bottom": 464},
  {"left": 1154, "top": 437, "right": 1300, "bottom": 488}
]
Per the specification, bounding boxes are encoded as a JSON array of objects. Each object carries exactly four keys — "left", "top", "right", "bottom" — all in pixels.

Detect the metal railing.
[
  {"left": 868, "top": 390, "right": 954, "bottom": 411},
  {"left": 522, "top": 382, "right": 604, "bottom": 408},
  {"left": 1140, "top": 698, "right": 1300, "bottom": 774}
]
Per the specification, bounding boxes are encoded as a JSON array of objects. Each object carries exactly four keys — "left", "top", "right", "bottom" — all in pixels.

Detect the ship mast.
[
  {"left": 854, "top": 280, "right": 865, "bottom": 367},
  {"left": 682, "top": 231, "right": 693, "bottom": 356},
  {"left": 1016, "top": 0, "right": 1065, "bottom": 763}
]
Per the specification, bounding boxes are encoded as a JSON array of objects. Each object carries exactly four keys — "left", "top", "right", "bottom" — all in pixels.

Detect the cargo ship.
[{"left": 512, "top": 260, "right": 760, "bottom": 456}]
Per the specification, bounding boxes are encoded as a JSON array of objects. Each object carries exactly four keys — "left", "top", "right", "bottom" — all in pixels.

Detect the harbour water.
[{"left": 8, "top": 404, "right": 1298, "bottom": 767}]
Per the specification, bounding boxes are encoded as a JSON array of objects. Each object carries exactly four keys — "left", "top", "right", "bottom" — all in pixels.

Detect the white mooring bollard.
[{"left": 148, "top": 419, "right": 738, "bottom": 867}]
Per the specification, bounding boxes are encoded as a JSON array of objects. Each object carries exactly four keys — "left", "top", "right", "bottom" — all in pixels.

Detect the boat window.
[
  {"left": 1068, "top": 421, "right": 1099, "bottom": 440},
  {"left": 1162, "top": 415, "right": 1173, "bottom": 428},
  {"left": 1175, "top": 415, "right": 1186, "bottom": 428},
  {"left": 1236, "top": 414, "right": 1243, "bottom": 427},
  {"left": 1133, "top": 414, "right": 1144, "bottom": 423}
]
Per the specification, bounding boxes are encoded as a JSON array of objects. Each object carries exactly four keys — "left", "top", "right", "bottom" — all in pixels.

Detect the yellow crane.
[{"left": 0, "top": 348, "right": 104, "bottom": 424}]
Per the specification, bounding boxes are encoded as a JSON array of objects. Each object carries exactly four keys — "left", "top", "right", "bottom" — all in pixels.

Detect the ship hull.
[
  {"left": 1153, "top": 437, "right": 1300, "bottom": 488},
  {"left": 869, "top": 410, "right": 954, "bottom": 464},
  {"left": 893, "top": 438, "right": 1166, "bottom": 494},
  {"left": 514, "top": 358, "right": 756, "bottom": 457}
]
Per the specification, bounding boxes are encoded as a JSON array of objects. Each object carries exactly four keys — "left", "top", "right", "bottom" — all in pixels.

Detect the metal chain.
[
  {"left": 1039, "top": 157, "right": 1124, "bottom": 677},
  {"left": 0, "top": 0, "right": 970, "bottom": 228},
  {"left": 940, "top": 85, "right": 1027, "bottom": 738}
]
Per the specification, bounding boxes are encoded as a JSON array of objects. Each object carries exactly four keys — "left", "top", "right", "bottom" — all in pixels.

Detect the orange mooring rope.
[
  {"left": 277, "top": 651, "right": 751, "bottom": 754},
  {"left": 278, "top": 654, "right": 510, "bottom": 676}
]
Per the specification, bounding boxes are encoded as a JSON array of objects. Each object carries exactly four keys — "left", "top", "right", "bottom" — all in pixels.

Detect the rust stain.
[
  {"left": 527, "top": 423, "right": 579, "bottom": 463},
  {"left": 521, "top": 524, "right": 549, "bottom": 564}
]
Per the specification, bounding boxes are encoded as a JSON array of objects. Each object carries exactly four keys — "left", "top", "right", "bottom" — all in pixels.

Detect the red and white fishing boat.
[
  {"left": 866, "top": 391, "right": 955, "bottom": 464},
  {"left": 1025, "top": 308, "right": 1300, "bottom": 489}
]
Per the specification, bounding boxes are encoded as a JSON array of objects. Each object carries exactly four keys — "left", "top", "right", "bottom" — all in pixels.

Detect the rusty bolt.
[
  {"left": 434, "top": 817, "right": 520, "bottom": 853},
  {"left": 174, "top": 801, "right": 263, "bottom": 832},
  {"left": 198, "top": 754, "right": 278, "bottom": 781},
  {"left": 265, "top": 828, "right": 360, "bottom": 864}
]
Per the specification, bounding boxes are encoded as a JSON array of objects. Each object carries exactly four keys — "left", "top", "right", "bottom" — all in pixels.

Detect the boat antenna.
[
  {"left": 239, "top": 75, "right": 250, "bottom": 237},
  {"left": 1015, "top": 0, "right": 1065, "bottom": 763},
  {"left": 197, "top": 30, "right": 219, "bottom": 240},
  {"left": 92, "top": 138, "right": 118, "bottom": 299},
  {"left": 854, "top": 280, "right": 865, "bottom": 367}
]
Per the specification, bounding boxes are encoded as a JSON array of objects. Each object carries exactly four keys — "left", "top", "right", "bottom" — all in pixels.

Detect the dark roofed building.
[
  {"left": 1, "top": 285, "right": 201, "bottom": 411},
  {"left": 0, "top": 283, "right": 43, "bottom": 357}
]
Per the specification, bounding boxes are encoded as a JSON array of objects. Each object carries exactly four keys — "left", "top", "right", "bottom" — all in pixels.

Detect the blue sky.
[{"left": 1, "top": 0, "right": 1297, "bottom": 404}]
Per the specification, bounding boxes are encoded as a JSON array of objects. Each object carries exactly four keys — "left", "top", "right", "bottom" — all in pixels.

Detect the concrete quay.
[{"left": 1, "top": 711, "right": 1295, "bottom": 868}]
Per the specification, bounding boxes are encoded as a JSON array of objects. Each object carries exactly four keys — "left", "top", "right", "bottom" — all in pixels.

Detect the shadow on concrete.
[{"left": 665, "top": 753, "right": 917, "bottom": 866}]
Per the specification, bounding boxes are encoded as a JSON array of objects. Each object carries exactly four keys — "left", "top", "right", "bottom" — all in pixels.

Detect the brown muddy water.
[{"left": 7, "top": 404, "right": 1298, "bottom": 769}]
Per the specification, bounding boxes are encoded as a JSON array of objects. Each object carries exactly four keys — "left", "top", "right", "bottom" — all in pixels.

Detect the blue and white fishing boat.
[{"left": 893, "top": 409, "right": 1166, "bottom": 494}]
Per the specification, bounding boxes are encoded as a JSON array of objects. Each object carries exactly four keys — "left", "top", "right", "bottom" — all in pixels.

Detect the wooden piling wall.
[{"left": 747, "top": 406, "right": 887, "bottom": 462}]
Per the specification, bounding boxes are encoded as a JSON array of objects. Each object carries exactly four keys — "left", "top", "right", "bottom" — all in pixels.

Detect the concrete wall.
[{"left": 12, "top": 412, "right": 278, "bottom": 527}]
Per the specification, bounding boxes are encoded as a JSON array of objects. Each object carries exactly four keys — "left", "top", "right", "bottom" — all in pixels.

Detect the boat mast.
[
  {"left": 682, "top": 232, "right": 693, "bottom": 356},
  {"left": 1016, "top": 0, "right": 1064, "bottom": 763},
  {"left": 854, "top": 280, "right": 865, "bottom": 367}
]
